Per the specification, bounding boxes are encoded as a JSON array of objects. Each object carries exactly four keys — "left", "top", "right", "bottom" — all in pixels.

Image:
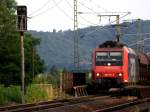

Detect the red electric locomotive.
[{"left": 91, "top": 41, "right": 150, "bottom": 88}]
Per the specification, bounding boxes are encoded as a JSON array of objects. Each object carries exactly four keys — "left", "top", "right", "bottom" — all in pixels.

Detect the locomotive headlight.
[
  {"left": 96, "top": 73, "right": 100, "bottom": 76},
  {"left": 124, "top": 80, "right": 128, "bottom": 82},
  {"left": 107, "top": 63, "right": 111, "bottom": 66},
  {"left": 119, "top": 73, "right": 122, "bottom": 76}
]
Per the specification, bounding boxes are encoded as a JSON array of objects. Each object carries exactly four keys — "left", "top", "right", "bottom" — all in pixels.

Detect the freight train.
[{"left": 91, "top": 41, "right": 150, "bottom": 89}]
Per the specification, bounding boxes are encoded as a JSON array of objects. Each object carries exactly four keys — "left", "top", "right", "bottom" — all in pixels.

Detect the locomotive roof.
[{"left": 98, "top": 41, "right": 126, "bottom": 48}]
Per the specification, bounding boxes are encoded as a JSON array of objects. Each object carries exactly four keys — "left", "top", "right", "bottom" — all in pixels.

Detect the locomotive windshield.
[{"left": 96, "top": 51, "right": 123, "bottom": 66}]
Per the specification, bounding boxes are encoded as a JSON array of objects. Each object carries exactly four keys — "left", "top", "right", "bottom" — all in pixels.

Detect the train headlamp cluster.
[
  {"left": 96, "top": 73, "right": 123, "bottom": 77},
  {"left": 124, "top": 80, "right": 128, "bottom": 82},
  {"left": 119, "top": 73, "right": 122, "bottom": 76},
  {"left": 96, "top": 73, "right": 100, "bottom": 76}
]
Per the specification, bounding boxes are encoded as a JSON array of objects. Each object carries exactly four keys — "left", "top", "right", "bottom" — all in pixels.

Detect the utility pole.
[
  {"left": 32, "top": 47, "right": 35, "bottom": 78},
  {"left": 116, "top": 15, "right": 120, "bottom": 43},
  {"left": 137, "top": 19, "right": 144, "bottom": 52},
  {"left": 124, "top": 19, "right": 144, "bottom": 52},
  {"left": 98, "top": 14, "right": 121, "bottom": 43},
  {"left": 17, "top": 6, "right": 27, "bottom": 104},
  {"left": 74, "top": 0, "right": 80, "bottom": 71},
  {"left": 59, "top": 70, "right": 63, "bottom": 97}
]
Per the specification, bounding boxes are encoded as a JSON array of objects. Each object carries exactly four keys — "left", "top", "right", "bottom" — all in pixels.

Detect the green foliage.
[
  {"left": 0, "top": 0, "right": 45, "bottom": 86},
  {"left": 25, "top": 84, "right": 48, "bottom": 103},
  {"left": 33, "top": 73, "right": 60, "bottom": 86},
  {"left": 33, "top": 74, "right": 48, "bottom": 84},
  {"left": 0, "top": 86, "right": 9, "bottom": 105},
  {"left": 4, "top": 85, "right": 22, "bottom": 103},
  {"left": 0, "top": 85, "right": 21, "bottom": 105},
  {"left": 48, "top": 65, "right": 61, "bottom": 86},
  {"left": 49, "top": 65, "right": 59, "bottom": 75}
]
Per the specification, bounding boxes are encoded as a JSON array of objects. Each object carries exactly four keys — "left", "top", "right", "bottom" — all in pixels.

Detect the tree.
[
  {"left": 49, "top": 65, "right": 60, "bottom": 86},
  {"left": 49, "top": 65, "right": 59, "bottom": 75},
  {"left": 0, "top": 0, "right": 45, "bottom": 86}
]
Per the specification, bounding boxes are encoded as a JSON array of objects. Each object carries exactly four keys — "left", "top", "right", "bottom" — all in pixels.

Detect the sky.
[{"left": 16, "top": 0, "right": 150, "bottom": 31}]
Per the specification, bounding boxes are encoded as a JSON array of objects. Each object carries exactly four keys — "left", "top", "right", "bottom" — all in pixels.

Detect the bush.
[
  {"left": 0, "top": 85, "right": 21, "bottom": 105},
  {"left": 25, "top": 84, "right": 48, "bottom": 103},
  {"left": 0, "top": 85, "right": 9, "bottom": 105},
  {"left": 4, "top": 86, "right": 22, "bottom": 103}
]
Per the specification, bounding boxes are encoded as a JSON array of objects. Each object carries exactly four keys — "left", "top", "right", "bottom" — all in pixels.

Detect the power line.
[
  {"left": 29, "top": 0, "right": 63, "bottom": 19},
  {"left": 76, "top": 1, "right": 130, "bottom": 38},
  {"left": 66, "top": 1, "right": 123, "bottom": 30},
  {"left": 78, "top": 15, "right": 98, "bottom": 26},
  {"left": 52, "top": 0, "right": 73, "bottom": 20},
  {"left": 47, "top": 0, "right": 95, "bottom": 28},
  {"left": 65, "top": 0, "right": 98, "bottom": 27},
  {"left": 129, "top": 37, "right": 150, "bottom": 47},
  {"left": 78, "top": 1, "right": 121, "bottom": 21},
  {"left": 124, "top": 32, "right": 150, "bottom": 36},
  {"left": 81, "top": 12, "right": 130, "bottom": 38},
  {"left": 88, "top": 0, "right": 110, "bottom": 12},
  {"left": 28, "top": 0, "right": 52, "bottom": 16},
  {"left": 78, "top": 0, "right": 110, "bottom": 24},
  {"left": 65, "top": 0, "right": 73, "bottom": 8},
  {"left": 65, "top": 0, "right": 125, "bottom": 30},
  {"left": 78, "top": 1, "right": 98, "bottom": 14}
]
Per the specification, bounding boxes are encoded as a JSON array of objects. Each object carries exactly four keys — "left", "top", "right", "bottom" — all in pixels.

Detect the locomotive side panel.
[
  {"left": 148, "top": 55, "right": 150, "bottom": 78},
  {"left": 127, "top": 48, "right": 139, "bottom": 84},
  {"left": 137, "top": 52, "right": 150, "bottom": 85}
]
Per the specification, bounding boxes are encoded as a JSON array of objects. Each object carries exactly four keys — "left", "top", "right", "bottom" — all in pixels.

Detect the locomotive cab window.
[
  {"left": 110, "top": 52, "right": 122, "bottom": 61},
  {"left": 96, "top": 52, "right": 108, "bottom": 60},
  {"left": 96, "top": 51, "right": 123, "bottom": 66}
]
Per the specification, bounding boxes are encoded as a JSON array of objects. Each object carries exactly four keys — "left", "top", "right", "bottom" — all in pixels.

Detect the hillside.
[{"left": 28, "top": 20, "right": 150, "bottom": 71}]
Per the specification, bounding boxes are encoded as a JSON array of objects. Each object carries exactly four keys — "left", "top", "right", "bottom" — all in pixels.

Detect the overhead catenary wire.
[
  {"left": 88, "top": 0, "right": 110, "bottom": 12},
  {"left": 27, "top": 0, "right": 132, "bottom": 41},
  {"left": 72, "top": 1, "right": 131, "bottom": 38},
  {"left": 78, "top": 0, "right": 111, "bottom": 25},
  {"left": 65, "top": 0, "right": 99, "bottom": 26},
  {"left": 52, "top": 0, "right": 73, "bottom": 21},
  {"left": 78, "top": 1, "right": 99, "bottom": 14},
  {"left": 65, "top": 0, "right": 123, "bottom": 30},
  {"left": 78, "top": 0, "right": 111, "bottom": 24},
  {"left": 28, "top": 0, "right": 131, "bottom": 34},
  {"left": 49, "top": 0, "right": 95, "bottom": 27},
  {"left": 81, "top": 12, "right": 130, "bottom": 38},
  {"left": 67, "top": 0, "right": 133, "bottom": 38},
  {"left": 28, "top": 0, "right": 52, "bottom": 16},
  {"left": 74, "top": 1, "right": 134, "bottom": 39},
  {"left": 64, "top": 0, "right": 109, "bottom": 28},
  {"left": 29, "top": 0, "right": 63, "bottom": 19},
  {"left": 78, "top": 1, "right": 118, "bottom": 22},
  {"left": 129, "top": 37, "right": 150, "bottom": 47},
  {"left": 124, "top": 32, "right": 150, "bottom": 36}
]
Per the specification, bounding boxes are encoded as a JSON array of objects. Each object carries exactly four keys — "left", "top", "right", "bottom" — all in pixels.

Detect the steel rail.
[
  {"left": 0, "top": 95, "right": 107, "bottom": 112},
  {"left": 93, "top": 98, "right": 150, "bottom": 112}
]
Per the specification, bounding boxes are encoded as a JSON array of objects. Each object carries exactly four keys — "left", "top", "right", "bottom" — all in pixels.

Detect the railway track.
[
  {"left": 0, "top": 95, "right": 149, "bottom": 112},
  {"left": 93, "top": 98, "right": 150, "bottom": 112},
  {"left": 0, "top": 95, "right": 108, "bottom": 112}
]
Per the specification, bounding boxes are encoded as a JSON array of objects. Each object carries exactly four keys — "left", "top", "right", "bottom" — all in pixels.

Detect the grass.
[
  {"left": 0, "top": 85, "right": 21, "bottom": 105},
  {"left": 25, "top": 84, "right": 48, "bottom": 103},
  {"left": 0, "top": 84, "right": 64, "bottom": 105}
]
